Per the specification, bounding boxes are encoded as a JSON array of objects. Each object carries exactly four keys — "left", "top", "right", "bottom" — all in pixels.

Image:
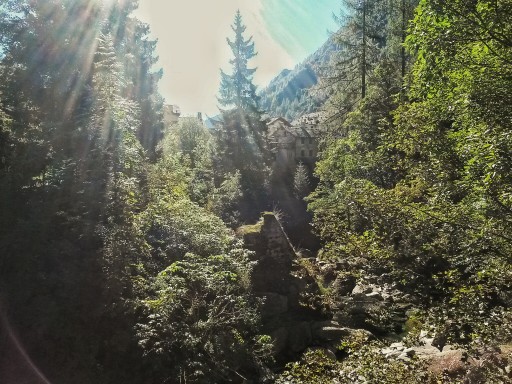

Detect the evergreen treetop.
[{"left": 218, "top": 10, "right": 260, "bottom": 113}]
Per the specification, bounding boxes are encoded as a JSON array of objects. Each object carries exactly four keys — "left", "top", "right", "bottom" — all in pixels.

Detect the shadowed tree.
[{"left": 215, "top": 10, "right": 271, "bottom": 222}]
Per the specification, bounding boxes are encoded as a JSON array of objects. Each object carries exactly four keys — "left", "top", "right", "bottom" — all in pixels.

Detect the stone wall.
[
  {"left": 240, "top": 213, "right": 347, "bottom": 360},
  {"left": 242, "top": 213, "right": 295, "bottom": 298}
]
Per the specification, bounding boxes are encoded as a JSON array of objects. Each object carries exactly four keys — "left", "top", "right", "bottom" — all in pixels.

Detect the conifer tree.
[
  {"left": 325, "top": 0, "right": 387, "bottom": 124},
  {"left": 215, "top": 10, "right": 270, "bottom": 222},
  {"left": 218, "top": 10, "right": 260, "bottom": 113},
  {"left": 217, "top": 10, "right": 268, "bottom": 160},
  {"left": 293, "top": 162, "right": 311, "bottom": 199}
]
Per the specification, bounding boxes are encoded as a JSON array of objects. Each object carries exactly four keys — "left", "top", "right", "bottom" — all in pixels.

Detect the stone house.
[
  {"left": 163, "top": 104, "right": 181, "bottom": 126},
  {"left": 266, "top": 114, "right": 323, "bottom": 170}
]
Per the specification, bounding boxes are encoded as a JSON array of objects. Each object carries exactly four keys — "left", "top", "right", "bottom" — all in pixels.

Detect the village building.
[
  {"left": 266, "top": 113, "right": 324, "bottom": 170},
  {"left": 163, "top": 105, "right": 207, "bottom": 129},
  {"left": 163, "top": 104, "right": 181, "bottom": 126}
]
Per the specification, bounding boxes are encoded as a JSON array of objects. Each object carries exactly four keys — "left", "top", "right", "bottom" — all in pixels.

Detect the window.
[
  {"left": 309, "top": 150, "right": 313, "bottom": 157},
  {"left": 301, "top": 138, "right": 305, "bottom": 144},
  {"left": 309, "top": 138, "right": 313, "bottom": 144},
  {"left": 301, "top": 150, "right": 305, "bottom": 157}
]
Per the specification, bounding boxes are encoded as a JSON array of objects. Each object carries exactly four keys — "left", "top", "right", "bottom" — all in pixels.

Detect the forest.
[{"left": 0, "top": 0, "right": 511, "bottom": 383}]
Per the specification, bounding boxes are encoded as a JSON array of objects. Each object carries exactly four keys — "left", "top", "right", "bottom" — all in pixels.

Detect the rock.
[
  {"left": 287, "top": 322, "right": 312, "bottom": 353},
  {"left": 365, "top": 291, "right": 384, "bottom": 301},
  {"left": 412, "top": 344, "right": 448, "bottom": 358},
  {"left": 311, "top": 320, "right": 352, "bottom": 342},
  {"left": 390, "top": 342, "right": 404, "bottom": 350},
  {"left": 311, "top": 320, "right": 341, "bottom": 330},
  {"left": 382, "top": 348, "right": 401, "bottom": 358},
  {"left": 247, "top": 213, "right": 296, "bottom": 294},
  {"left": 397, "top": 352, "right": 410, "bottom": 361},
  {"left": 420, "top": 337, "right": 435, "bottom": 347},
  {"left": 271, "top": 327, "right": 288, "bottom": 355},
  {"left": 260, "top": 292, "right": 288, "bottom": 317},
  {"left": 350, "top": 292, "right": 367, "bottom": 303},
  {"left": 352, "top": 284, "right": 372, "bottom": 295},
  {"left": 315, "top": 327, "right": 349, "bottom": 341},
  {"left": 381, "top": 342, "right": 416, "bottom": 360},
  {"left": 426, "top": 350, "right": 465, "bottom": 376},
  {"left": 331, "top": 274, "right": 357, "bottom": 296}
]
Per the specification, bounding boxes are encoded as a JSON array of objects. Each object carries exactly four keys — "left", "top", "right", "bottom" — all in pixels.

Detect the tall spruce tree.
[
  {"left": 215, "top": 10, "right": 270, "bottom": 222},
  {"left": 323, "top": 0, "right": 387, "bottom": 126},
  {"left": 218, "top": 10, "right": 260, "bottom": 113}
]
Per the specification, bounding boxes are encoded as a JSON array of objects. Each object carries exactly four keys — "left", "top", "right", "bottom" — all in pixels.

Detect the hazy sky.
[{"left": 135, "top": 0, "right": 340, "bottom": 116}]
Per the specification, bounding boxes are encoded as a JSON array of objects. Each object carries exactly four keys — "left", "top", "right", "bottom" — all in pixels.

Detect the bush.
[{"left": 137, "top": 249, "right": 272, "bottom": 383}]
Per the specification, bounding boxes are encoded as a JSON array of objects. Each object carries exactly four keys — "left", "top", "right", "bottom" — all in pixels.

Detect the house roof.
[
  {"left": 288, "top": 125, "right": 320, "bottom": 138},
  {"left": 267, "top": 116, "right": 292, "bottom": 127},
  {"left": 267, "top": 113, "right": 325, "bottom": 138},
  {"left": 204, "top": 114, "right": 223, "bottom": 129},
  {"left": 291, "top": 112, "right": 326, "bottom": 127}
]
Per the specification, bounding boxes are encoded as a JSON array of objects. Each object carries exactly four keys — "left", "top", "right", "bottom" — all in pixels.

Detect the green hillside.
[{"left": 259, "top": 36, "right": 338, "bottom": 121}]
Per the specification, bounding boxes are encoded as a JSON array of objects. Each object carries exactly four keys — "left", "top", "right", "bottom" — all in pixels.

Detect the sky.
[{"left": 134, "top": 0, "right": 340, "bottom": 116}]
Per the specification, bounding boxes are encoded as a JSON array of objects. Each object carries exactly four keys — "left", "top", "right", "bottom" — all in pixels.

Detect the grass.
[{"left": 236, "top": 219, "right": 264, "bottom": 235}]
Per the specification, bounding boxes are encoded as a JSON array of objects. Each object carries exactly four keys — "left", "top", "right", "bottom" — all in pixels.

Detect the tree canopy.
[
  {"left": 218, "top": 10, "right": 260, "bottom": 113},
  {"left": 1, "top": 1, "right": 511, "bottom": 383},
  {"left": 214, "top": 11, "right": 271, "bottom": 223}
]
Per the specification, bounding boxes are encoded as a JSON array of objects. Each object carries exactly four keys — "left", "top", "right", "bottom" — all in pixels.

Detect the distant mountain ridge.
[{"left": 259, "top": 35, "right": 339, "bottom": 121}]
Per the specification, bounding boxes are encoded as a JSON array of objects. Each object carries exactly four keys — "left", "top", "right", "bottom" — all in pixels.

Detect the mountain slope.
[{"left": 259, "top": 36, "right": 338, "bottom": 121}]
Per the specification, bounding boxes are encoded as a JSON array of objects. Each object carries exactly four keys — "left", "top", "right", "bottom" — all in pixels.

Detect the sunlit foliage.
[
  {"left": 309, "top": 0, "right": 512, "bottom": 350},
  {"left": 215, "top": 11, "right": 271, "bottom": 223}
]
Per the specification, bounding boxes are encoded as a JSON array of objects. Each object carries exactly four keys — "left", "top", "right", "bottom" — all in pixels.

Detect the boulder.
[
  {"left": 352, "top": 284, "right": 373, "bottom": 295},
  {"left": 331, "top": 273, "right": 357, "bottom": 296},
  {"left": 365, "top": 291, "right": 384, "bottom": 301},
  {"left": 311, "top": 320, "right": 352, "bottom": 342},
  {"left": 271, "top": 327, "right": 289, "bottom": 355},
  {"left": 260, "top": 292, "right": 288, "bottom": 318},
  {"left": 287, "top": 322, "right": 312, "bottom": 353}
]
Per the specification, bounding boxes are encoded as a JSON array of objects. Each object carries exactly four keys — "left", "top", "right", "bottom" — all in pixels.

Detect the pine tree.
[
  {"left": 384, "top": 0, "right": 418, "bottom": 79},
  {"left": 218, "top": 10, "right": 260, "bottom": 113},
  {"left": 293, "top": 162, "right": 311, "bottom": 199},
  {"left": 217, "top": 10, "right": 268, "bottom": 161},
  {"left": 215, "top": 11, "right": 271, "bottom": 221},
  {"left": 0, "top": 3, "right": 151, "bottom": 381},
  {"left": 324, "top": 0, "right": 387, "bottom": 125}
]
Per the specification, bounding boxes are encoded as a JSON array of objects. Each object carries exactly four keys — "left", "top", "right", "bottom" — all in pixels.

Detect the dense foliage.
[
  {"left": 215, "top": 11, "right": 271, "bottom": 223},
  {"left": 137, "top": 250, "right": 271, "bottom": 383},
  {"left": 0, "top": 2, "right": 267, "bottom": 383},
  {"left": 310, "top": 0, "right": 512, "bottom": 349},
  {"left": 1, "top": 0, "right": 511, "bottom": 383}
]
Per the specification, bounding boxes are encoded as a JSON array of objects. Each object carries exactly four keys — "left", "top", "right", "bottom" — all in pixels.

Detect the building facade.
[
  {"left": 266, "top": 114, "right": 323, "bottom": 170},
  {"left": 163, "top": 104, "right": 181, "bottom": 126}
]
